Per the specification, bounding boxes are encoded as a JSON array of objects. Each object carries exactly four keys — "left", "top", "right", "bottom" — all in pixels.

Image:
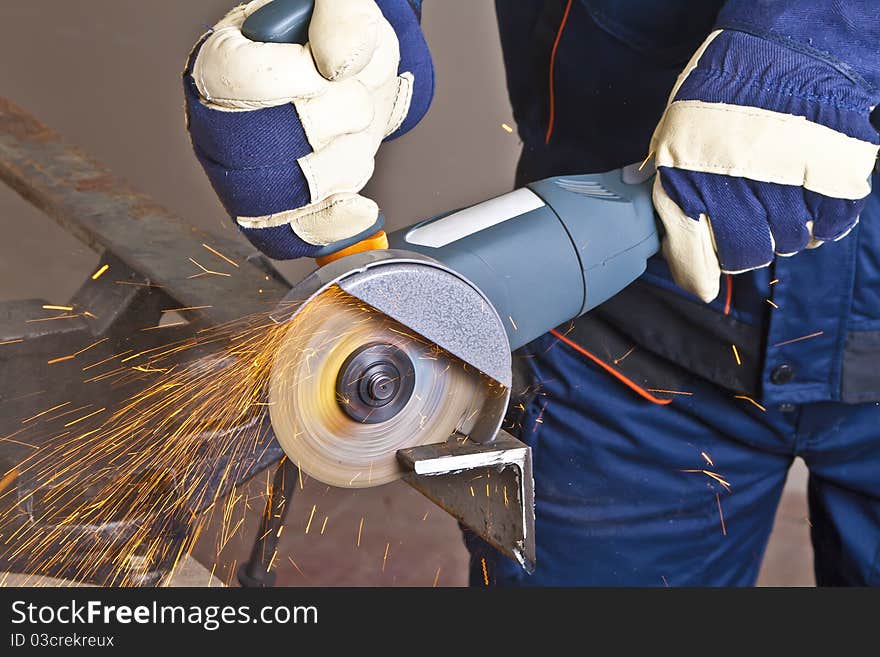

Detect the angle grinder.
[{"left": 244, "top": 1, "right": 660, "bottom": 491}]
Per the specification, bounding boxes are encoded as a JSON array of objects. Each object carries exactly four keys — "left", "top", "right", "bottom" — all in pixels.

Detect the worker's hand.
[
  {"left": 184, "top": 0, "right": 433, "bottom": 259},
  {"left": 650, "top": 30, "right": 879, "bottom": 303}
]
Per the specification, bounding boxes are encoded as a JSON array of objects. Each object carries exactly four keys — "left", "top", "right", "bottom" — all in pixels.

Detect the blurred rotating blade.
[{"left": 269, "top": 288, "right": 489, "bottom": 488}]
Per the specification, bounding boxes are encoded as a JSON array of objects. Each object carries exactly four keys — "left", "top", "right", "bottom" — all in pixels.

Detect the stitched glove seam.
[
  {"left": 717, "top": 19, "right": 878, "bottom": 95},
  {"left": 686, "top": 68, "right": 875, "bottom": 115}
]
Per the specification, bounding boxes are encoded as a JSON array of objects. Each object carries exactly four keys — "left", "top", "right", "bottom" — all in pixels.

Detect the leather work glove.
[
  {"left": 651, "top": 29, "right": 880, "bottom": 303},
  {"left": 184, "top": 0, "right": 433, "bottom": 259}
]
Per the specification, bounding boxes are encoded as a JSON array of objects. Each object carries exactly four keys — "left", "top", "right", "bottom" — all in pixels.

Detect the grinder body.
[{"left": 390, "top": 169, "right": 660, "bottom": 350}]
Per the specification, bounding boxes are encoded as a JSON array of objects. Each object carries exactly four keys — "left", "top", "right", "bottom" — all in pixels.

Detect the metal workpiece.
[
  {"left": 398, "top": 431, "right": 536, "bottom": 572},
  {"left": 0, "top": 97, "right": 289, "bottom": 326}
]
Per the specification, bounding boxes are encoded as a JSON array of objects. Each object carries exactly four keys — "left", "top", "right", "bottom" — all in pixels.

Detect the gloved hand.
[
  {"left": 184, "top": 0, "right": 433, "bottom": 259},
  {"left": 651, "top": 29, "right": 880, "bottom": 302}
]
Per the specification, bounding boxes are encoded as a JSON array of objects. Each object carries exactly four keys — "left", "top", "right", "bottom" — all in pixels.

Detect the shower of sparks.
[
  {"left": 481, "top": 558, "right": 489, "bottom": 586},
  {"left": 201, "top": 243, "right": 240, "bottom": 269},
  {"left": 91, "top": 264, "right": 110, "bottom": 280},
  {"left": 734, "top": 394, "right": 767, "bottom": 412},
  {"left": 501, "top": 123, "right": 514, "bottom": 133},
  {"left": 0, "top": 288, "right": 373, "bottom": 586},
  {"left": 731, "top": 344, "right": 741, "bottom": 366},
  {"left": 716, "top": 493, "right": 727, "bottom": 536},
  {"left": 772, "top": 331, "right": 824, "bottom": 348}
]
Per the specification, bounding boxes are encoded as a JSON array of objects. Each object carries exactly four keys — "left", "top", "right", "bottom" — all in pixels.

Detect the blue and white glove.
[
  {"left": 184, "top": 0, "right": 433, "bottom": 259},
  {"left": 651, "top": 30, "right": 880, "bottom": 302}
]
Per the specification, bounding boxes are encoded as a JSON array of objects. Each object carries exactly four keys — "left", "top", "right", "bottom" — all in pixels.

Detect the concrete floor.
[{"left": 0, "top": 1, "right": 815, "bottom": 587}]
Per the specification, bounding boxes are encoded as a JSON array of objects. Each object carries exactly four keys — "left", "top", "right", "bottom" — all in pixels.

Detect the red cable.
[
  {"left": 549, "top": 329, "right": 673, "bottom": 405},
  {"left": 723, "top": 274, "right": 733, "bottom": 315},
  {"left": 545, "top": 0, "right": 574, "bottom": 145}
]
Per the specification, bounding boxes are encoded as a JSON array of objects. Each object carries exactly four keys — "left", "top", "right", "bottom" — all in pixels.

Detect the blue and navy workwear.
[
  {"left": 466, "top": 330, "right": 880, "bottom": 586},
  {"left": 465, "top": 0, "right": 880, "bottom": 586},
  {"left": 494, "top": 0, "right": 880, "bottom": 407}
]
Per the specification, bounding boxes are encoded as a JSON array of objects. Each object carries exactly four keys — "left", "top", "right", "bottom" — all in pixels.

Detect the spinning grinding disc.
[{"left": 269, "top": 287, "right": 490, "bottom": 488}]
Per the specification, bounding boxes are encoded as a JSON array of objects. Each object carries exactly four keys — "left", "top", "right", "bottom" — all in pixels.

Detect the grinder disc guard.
[{"left": 269, "top": 287, "right": 491, "bottom": 488}]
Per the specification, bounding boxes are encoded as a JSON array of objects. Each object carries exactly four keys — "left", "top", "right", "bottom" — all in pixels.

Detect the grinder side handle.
[{"left": 389, "top": 169, "right": 660, "bottom": 351}]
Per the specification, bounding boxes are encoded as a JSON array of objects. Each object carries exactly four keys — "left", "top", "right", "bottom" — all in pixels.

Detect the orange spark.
[
  {"left": 287, "top": 556, "right": 306, "bottom": 579},
  {"left": 766, "top": 299, "right": 779, "bottom": 309},
  {"left": 201, "top": 243, "right": 240, "bottom": 268},
  {"left": 731, "top": 344, "right": 741, "bottom": 366},
  {"left": 716, "top": 492, "right": 727, "bottom": 536},
  {"left": 734, "top": 395, "right": 767, "bottom": 412},
  {"left": 42, "top": 304, "right": 74, "bottom": 312},
  {"left": 161, "top": 306, "right": 213, "bottom": 314},
  {"left": 481, "top": 558, "right": 489, "bottom": 586},
  {"left": 141, "top": 322, "right": 188, "bottom": 332},
  {"left": 305, "top": 504, "right": 316, "bottom": 534},
  {"left": 188, "top": 257, "right": 231, "bottom": 278},
  {"left": 613, "top": 345, "right": 636, "bottom": 365},
  {"left": 47, "top": 355, "right": 76, "bottom": 365},
  {"left": 433, "top": 566, "right": 442, "bottom": 587},
  {"left": 646, "top": 388, "right": 694, "bottom": 396},
  {"left": 91, "top": 264, "right": 110, "bottom": 280},
  {"left": 357, "top": 517, "right": 364, "bottom": 548},
  {"left": 773, "top": 331, "right": 824, "bottom": 348}
]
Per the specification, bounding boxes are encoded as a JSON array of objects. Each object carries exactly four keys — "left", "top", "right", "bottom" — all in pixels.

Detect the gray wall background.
[{"left": 0, "top": 0, "right": 520, "bottom": 300}]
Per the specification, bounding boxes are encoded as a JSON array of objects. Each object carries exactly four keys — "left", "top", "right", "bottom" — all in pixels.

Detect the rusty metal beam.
[{"left": 0, "top": 97, "right": 290, "bottom": 326}]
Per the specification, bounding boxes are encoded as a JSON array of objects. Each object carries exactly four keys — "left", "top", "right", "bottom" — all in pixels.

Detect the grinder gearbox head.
[{"left": 268, "top": 252, "right": 512, "bottom": 488}]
